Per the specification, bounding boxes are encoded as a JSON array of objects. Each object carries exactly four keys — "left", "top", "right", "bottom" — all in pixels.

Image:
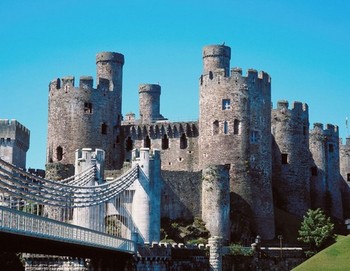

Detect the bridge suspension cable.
[{"left": 0, "top": 158, "right": 139, "bottom": 208}]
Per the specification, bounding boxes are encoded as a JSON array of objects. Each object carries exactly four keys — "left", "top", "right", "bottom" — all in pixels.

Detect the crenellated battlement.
[
  {"left": 79, "top": 76, "right": 93, "bottom": 89},
  {"left": 0, "top": 119, "right": 30, "bottom": 135},
  {"left": 0, "top": 119, "right": 30, "bottom": 152},
  {"left": 311, "top": 122, "right": 339, "bottom": 138},
  {"left": 201, "top": 66, "right": 271, "bottom": 84},
  {"left": 341, "top": 137, "right": 350, "bottom": 146},
  {"left": 49, "top": 76, "right": 96, "bottom": 91},
  {"left": 273, "top": 100, "right": 308, "bottom": 115},
  {"left": 123, "top": 121, "right": 199, "bottom": 140}
]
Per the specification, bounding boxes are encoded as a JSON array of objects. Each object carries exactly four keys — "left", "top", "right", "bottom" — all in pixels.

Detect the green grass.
[{"left": 292, "top": 235, "right": 350, "bottom": 271}]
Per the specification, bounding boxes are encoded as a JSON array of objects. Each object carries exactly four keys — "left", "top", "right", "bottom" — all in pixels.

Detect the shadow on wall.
[
  {"left": 161, "top": 170, "right": 202, "bottom": 220},
  {"left": 230, "top": 192, "right": 254, "bottom": 244}
]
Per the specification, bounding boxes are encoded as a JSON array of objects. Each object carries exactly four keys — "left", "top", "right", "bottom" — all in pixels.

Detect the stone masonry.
[{"left": 43, "top": 44, "right": 350, "bottom": 244}]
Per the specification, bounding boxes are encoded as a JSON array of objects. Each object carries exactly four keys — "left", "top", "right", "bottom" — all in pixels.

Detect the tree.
[{"left": 297, "top": 208, "right": 336, "bottom": 257}]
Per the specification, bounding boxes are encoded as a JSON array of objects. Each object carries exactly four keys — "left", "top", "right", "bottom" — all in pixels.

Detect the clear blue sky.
[{"left": 1, "top": 0, "right": 349, "bottom": 169}]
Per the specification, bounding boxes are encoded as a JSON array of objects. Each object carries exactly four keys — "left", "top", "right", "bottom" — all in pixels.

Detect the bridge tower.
[
  {"left": 46, "top": 52, "right": 124, "bottom": 174},
  {"left": 131, "top": 148, "right": 161, "bottom": 244},
  {"left": 72, "top": 148, "right": 105, "bottom": 231}
]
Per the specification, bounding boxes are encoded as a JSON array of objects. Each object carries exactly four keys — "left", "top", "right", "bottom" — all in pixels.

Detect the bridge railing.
[{"left": 0, "top": 205, "right": 135, "bottom": 253}]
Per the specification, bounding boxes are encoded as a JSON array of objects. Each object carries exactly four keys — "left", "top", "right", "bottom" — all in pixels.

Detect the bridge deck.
[{"left": 0, "top": 206, "right": 135, "bottom": 257}]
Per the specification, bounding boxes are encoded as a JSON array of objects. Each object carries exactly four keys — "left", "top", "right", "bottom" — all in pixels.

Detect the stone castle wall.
[
  {"left": 271, "top": 101, "right": 311, "bottom": 217},
  {"left": 122, "top": 122, "right": 199, "bottom": 172}
]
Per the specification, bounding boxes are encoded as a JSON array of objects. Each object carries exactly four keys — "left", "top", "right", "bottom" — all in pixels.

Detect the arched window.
[
  {"left": 223, "top": 121, "right": 228, "bottom": 134},
  {"left": 213, "top": 120, "right": 219, "bottom": 135},
  {"left": 56, "top": 78, "right": 61, "bottom": 89},
  {"left": 162, "top": 134, "right": 169, "bottom": 150},
  {"left": 101, "top": 123, "right": 108, "bottom": 135},
  {"left": 144, "top": 135, "right": 151, "bottom": 148},
  {"left": 234, "top": 119, "right": 240, "bottom": 135},
  {"left": 56, "top": 146, "right": 63, "bottom": 161},
  {"left": 180, "top": 133, "right": 187, "bottom": 149},
  {"left": 126, "top": 137, "right": 133, "bottom": 151}
]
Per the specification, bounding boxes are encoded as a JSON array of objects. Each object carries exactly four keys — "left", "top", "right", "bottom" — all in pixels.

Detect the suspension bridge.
[{"left": 0, "top": 148, "right": 160, "bottom": 260}]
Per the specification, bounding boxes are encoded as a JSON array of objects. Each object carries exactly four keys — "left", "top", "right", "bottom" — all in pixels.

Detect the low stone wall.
[{"left": 136, "top": 242, "right": 209, "bottom": 271}]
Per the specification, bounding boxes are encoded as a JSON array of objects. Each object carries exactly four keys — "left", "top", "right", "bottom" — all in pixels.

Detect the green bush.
[
  {"left": 229, "top": 243, "right": 254, "bottom": 256},
  {"left": 297, "top": 208, "right": 335, "bottom": 257}
]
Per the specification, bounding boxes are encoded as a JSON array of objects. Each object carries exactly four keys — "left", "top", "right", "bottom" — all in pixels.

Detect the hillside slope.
[{"left": 292, "top": 235, "right": 350, "bottom": 271}]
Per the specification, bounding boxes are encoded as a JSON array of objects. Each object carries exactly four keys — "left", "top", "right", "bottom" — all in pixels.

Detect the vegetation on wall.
[{"left": 160, "top": 217, "right": 209, "bottom": 244}]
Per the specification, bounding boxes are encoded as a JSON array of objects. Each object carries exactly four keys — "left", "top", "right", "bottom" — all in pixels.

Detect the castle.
[{"left": 2, "top": 44, "right": 350, "bottom": 243}]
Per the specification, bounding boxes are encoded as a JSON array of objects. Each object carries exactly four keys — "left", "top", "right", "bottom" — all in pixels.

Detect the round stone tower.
[
  {"left": 199, "top": 44, "right": 275, "bottom": 240},
  {"left": 271, "top": 100, "right": 311, "bottom": 217},
  {"left": 47, "top": 52, "right": 124, "bottom": 171},
  {"left": 201, "top": 165, "right": 230, "bottom": 242},
  {"left": 139, "top": 84, "right": 164, "bottom": 124},
  {"left": 309, "top": 123, "right": 343, "bottom": 219}
]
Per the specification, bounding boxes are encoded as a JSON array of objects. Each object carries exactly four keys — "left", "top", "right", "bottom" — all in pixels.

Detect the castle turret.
[
  {"left": 199, "top": 44, "right": 274, "bottom": 240},
  {"left": 139, "top": 84, "right": 165, "bottom": 124},
  {"left": 202, "top": 45, "right": 231, "bottom": 76},
  {"left": 271, "top": 101, "right": 311, "bottom": 217},
  {"left": 310, "top": 123, "right": 343, "bottom": 219},
  {"left": 0, "top": 119, "right": 30, "bottom": 169},
  {"left": 47, "top": 52, "right": 125, "bottom": 172}
]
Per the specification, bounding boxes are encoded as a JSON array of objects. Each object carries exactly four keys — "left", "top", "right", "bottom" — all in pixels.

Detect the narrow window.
[
  {"left": 281, "top": 153, "right": 288, "bottom": 164},
  {"left": 56, "top": 78, "right": 61, "bottom": 89},
  {"left": 250, "top": 131, "right": 259, "bottom": 143},
  {"left": 303, "top": 125, "right": 307, "bottom": 135},
  {"left": 84, "top": 102, "right": 92, "bottom": 113},
  {"left": 311, "top": 166, "right": 318, "bottom": 176},
  {"left": 347, "top": 173, "right": 350, "bottom": 182},
  {"left": 234, "top": 119, "right": 240, "bottom": 135},
  {"left": 126, "top": 137, "right": 133, "bottom": 151},
  {"left": 56, "top": 146, "right": 63, "bottom": 161},
  {"left": 101, "top": 123, "right": 108, "bottom": 135},
  {"left": 144, "top": 135, "right": 151, "bottom": 148},
  {"left": 180, "top": 133, "right": 187, "bottom": 149},
  {"left": 222, "top": 99, "right": 231, "bottom": 110},
  {"left": 329, "top": 144, "right": 334, "bottom": 153},
  {"left": 116, "top": 136, "right": 120, "bottom": 144},
  {"left": 223, "top": 121, "right": 228, "bottom": 134},
  {"left": 209, "top": 71, "right": 213, "bottom": 80},
  {"left": 162, "top": 134, "right": 169, "bottom": 150},
  {"left": 213, "top": 120, "right": 219, "bottom": 135}
]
